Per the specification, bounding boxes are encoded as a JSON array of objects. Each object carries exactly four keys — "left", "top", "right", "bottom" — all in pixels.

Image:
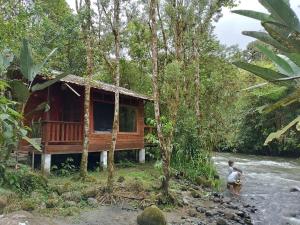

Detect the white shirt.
[{"left": 227, "top": 171, "right": 240, "bottom": 183}]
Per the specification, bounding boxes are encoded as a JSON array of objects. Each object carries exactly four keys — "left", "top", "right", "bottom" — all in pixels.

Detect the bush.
[
  {"left": 171, "top": 108, "right": 219, "bottom": 187},
  {"left": 0, "top": 165, "right": 48, "bottom": 194}
]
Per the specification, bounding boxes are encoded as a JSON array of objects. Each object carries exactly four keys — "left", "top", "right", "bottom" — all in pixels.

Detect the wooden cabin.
[{"left": 21, "top": 74, "right": 152, "bottom": 174}]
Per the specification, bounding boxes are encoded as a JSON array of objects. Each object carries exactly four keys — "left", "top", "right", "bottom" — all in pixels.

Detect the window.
[
  {"left": 93, "top": 102, "right": 114, "bottom": 132},
  {"left": 119, "top": 106, "right": 137, "bottom": 132}
]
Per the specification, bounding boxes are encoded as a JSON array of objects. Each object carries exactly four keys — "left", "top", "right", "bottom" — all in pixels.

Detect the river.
[{"left": 213, "top": 152, "right": 300, "bottom": 225}]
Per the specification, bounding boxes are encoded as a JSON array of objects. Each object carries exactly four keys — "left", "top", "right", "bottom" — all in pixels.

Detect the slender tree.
[
  {"left": 80, "top": 0, "right": 94, "bottom": 178},
  {"left": 107, "top": 0, "right": 121, "bottom": 192}
]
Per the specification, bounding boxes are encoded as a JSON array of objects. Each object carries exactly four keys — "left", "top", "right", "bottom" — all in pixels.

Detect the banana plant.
[
  {"left": 1, "top": 39, "right": 68, "bottom": 151},
  {"left": 232, "top": 0, "right": 300, "bottom": 144},
  {"left": 9, "top": 39, "right": 68, "bottom": 107}
]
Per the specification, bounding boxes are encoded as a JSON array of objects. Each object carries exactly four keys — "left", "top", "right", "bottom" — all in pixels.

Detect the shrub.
[{"left": 0, "top": 165, "right": 48, "bottom": 194}]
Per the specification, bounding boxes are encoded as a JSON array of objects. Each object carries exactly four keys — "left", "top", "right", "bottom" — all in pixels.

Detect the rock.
[
  {"left": 87, "top": 198, "right": 98, "bottom": 207},
  {"left": 190, "top": 189, "right": 201, "bottom": 198},
  {"left": 187, "top": 209, "right": 197, "bottom": 217},
  {"left": 216, "top": 218, "right": 228, "bottom": 225},
  {"left": 196, "top": 207, "right": 206, "bottom": 213},
  {"left": 182, "top": 197, "right": 189, "bottom": 205},
  {"left": 236, "top": 211, "right": 245, "bottom": 218},
  {"left": 222, "top": 197, "right": 231, "bottom": 204},
  {"left": 0, "top": 197, "right": 7, "bottom": 214},
  {"left": 213, "top": 197, "right": 221, "bottom": 203},
  {"left": 205, "top": 210, "right": 216, "bottom": 217},
  {"left": 82, "top": 187, "right": 98, "bottom": 198},
  {"left": 223, "top": 210, "right": 235, "bottom": 220},
  {"left": 61, "top": 191, "right": 82, "bottom": 202},
  {"left": 137, "top": 205, "right": 167, "bottom": 225},
  {"left": 244, "top": 218, "right": 253, "bottom": 225},
  {"left": 289, "top": 187, "right": 300, "bottom": 192},
  {"left": 243, "top": 203, "right": 251, "bottom": 208}
]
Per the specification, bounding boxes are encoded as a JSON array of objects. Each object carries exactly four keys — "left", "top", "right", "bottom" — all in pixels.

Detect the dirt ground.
[{"left": 0, "top": 205, "right": 183, "bottom": 225}]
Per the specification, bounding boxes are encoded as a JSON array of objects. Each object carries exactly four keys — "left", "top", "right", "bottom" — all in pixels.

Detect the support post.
[
  {"left": 31, "top": 151, "right": 35, "bottom": 170},
  {"left": 139, "top": 148, "right": 145, "bottom": 163},
  {"left": 100, "top": 151, "right": 108, "bottom": 169},
  {"left": 41, "top": 153, "right": 51, "bottom": 176}
]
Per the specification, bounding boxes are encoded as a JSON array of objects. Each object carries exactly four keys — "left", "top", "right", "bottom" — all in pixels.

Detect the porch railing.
[{"left": 42, "top": 121, "right": 83, "bottom": 144}]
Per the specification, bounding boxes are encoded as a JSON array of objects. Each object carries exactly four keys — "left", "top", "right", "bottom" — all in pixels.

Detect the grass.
[{"left": 1, "top": 163, "right": 165, "bottom": 216}]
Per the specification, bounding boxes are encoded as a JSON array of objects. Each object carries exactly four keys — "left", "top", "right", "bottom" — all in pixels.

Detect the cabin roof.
[{"left": 53, "top": 74, "right": 152, "bottom": 101}]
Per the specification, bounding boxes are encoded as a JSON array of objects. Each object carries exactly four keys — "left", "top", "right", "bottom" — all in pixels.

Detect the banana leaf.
[
  {"left": 259, "top": 88, "right": 300, "bottom": 114},
  {"left": 264, "top": 115, "right": 300, "bottom": 145},
  {"left": 242, "top": 31, "right": 290, "bottom": 53},
  {"left": 231, "top": 10, "right": 272, "bottom": 22},
  {"left": 22, "top": 136, "right": 41, "bottom": 151},
  {"left": 277, "top": 55, "right": 300, "bottom": 76},
  {"left": 233, "top": 61, "right": 294, "bottom": 86},
  {"left": 286, "top": 53, "right": 300, "bottom": 68},
  {"left": 31, "top": 72, "right": 69, "bottom": 92},
  {"left": 25, "top": 102, "right": 50, "bottom": 117},
  {"left": 20, "top": 39, "right": 57, "bottom": 82},
  {"left": 256, "top": 45, "right": 293, "bottom": 75},
  {"left": 259, "top": 0, "right": 300, "bottom": 33},
  {"left": 9, "top": 80, "right": 30, "bottom": 104},
  {"left": 262, "top": 22, "right": 300, "bottom": 53}
]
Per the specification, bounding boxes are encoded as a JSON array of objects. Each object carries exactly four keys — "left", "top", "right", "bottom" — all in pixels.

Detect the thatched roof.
[{"left": 59, "top": 74, "right": 152, "bottom": 101}]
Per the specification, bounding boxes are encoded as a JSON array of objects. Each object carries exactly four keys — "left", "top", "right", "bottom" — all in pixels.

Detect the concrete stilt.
[
  {"left": 31, "top": 152, "right": 35, "bottom": 170},
  {"left": 100, "top": 151, "right": 108, "bottom": 169},
  {"left": 41, "top": 153, "right": 51, "bottom": 176},
  {"left": 139, "top": 148, "right": 145, "bottom": 163}
]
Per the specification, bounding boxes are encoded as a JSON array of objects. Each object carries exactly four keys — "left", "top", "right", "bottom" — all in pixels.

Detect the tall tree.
[
  {"left": 80, "top": 0, "right": 94, "bottom": 178},
  {"left": 107, "top": 0, "right": 121, "bottom": 192}
]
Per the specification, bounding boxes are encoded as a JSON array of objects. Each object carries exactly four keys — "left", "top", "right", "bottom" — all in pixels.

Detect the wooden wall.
[{"left": 24, "top": 83, "right": 146, "bottom": 154}]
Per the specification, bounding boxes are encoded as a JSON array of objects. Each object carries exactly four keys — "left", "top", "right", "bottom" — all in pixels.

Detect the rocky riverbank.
[{"left": 0, "top": 186, "right": 256, "bottom": 225}]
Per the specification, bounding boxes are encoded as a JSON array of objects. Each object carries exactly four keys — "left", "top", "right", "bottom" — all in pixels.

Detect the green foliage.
[
  {"left": 171, "top": 108, "right": 219, "bottom": 185},
  {"left": 51, "top": 158, "right": 76, "bottom": 176},
  {"left": 0, "top": 165, "right": 48, "bottom": 194},
  {"left": 233, "top": 0, "right": 300, "bottom": 145}
]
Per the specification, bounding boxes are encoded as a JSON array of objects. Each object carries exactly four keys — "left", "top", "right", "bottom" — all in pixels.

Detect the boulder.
[
  {"left": 289, "top": 187, "right": 300, "bottom": 192},
  {"left": 216, "top": 218, "right": 228, "bottom": 225},
  {"left": 137, "top": 205, "right": 167, "bottom": 225}
]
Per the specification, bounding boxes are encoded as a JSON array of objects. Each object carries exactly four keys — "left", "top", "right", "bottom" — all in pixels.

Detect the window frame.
[{"left": 92, "top": 99, "right": 139, "bottom": 135}]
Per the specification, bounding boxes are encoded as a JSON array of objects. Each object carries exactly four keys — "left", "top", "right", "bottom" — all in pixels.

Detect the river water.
[{"left": 213, "top": 152, "right": 300, "bottom": 225}]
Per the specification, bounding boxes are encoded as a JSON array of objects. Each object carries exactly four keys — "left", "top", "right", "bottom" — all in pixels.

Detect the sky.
[
  {"left": 66, "top": 0, "right": 300, "bottom": 49},
  {"left": 214, "top": 0, "right": 300, "bottom": 49}
]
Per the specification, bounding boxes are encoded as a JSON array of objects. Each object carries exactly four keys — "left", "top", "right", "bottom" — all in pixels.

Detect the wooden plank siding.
[{"left": 21, "top": 82, "right": 146, "bottom": 155}]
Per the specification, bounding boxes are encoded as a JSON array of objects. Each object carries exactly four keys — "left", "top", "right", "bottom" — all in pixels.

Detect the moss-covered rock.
[{"left": 137, "top": 205, "right": 166, "bottom": 225}]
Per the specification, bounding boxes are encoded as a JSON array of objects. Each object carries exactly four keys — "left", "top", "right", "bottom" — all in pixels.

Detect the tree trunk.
[
  {"left": 107, "top": 0, "right": 120, "bottom": 193},
  {"left": 80, "top": 0, "right": 93, "bottom": 178},
  {"left": 193, "top": 35, "right": 201, "bottom": 135},
  {"left": 150, "top": 0, "right": 171, "bottom": 197}
]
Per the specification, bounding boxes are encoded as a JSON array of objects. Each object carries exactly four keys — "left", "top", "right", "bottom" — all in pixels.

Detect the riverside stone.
[{"left": 137, "top": 205, "right": 166, "bottom": 225}]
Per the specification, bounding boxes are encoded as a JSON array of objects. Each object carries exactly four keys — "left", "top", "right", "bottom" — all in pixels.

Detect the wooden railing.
[{"left": 42, "top": 121, "right": 83, "bottom": 145}]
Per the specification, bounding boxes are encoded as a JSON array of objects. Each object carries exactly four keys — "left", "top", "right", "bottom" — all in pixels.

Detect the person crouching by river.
[{"left": 227, "top": 160, "right": 243, "bottom": 196}]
